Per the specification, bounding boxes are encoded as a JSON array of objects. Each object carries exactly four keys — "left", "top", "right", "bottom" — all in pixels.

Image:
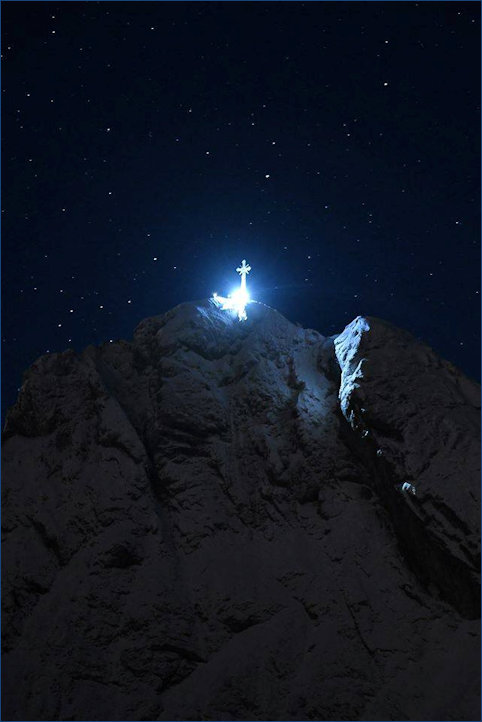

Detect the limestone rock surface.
[{"left": 2, "top": 301, "right": 480, "bottom": 721}]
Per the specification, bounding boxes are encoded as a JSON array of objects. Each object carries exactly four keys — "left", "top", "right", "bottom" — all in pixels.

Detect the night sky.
[{"left": 2, "top": 1, "right": 480, "bottom": 419}]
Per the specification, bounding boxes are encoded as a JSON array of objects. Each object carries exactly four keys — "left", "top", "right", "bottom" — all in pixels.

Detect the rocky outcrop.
[
  {"left": 2, "top": 301, "right": 480, "bottom": 721},
  {"left": 335, "top": 316, "right": 480, "bottom": 619}
]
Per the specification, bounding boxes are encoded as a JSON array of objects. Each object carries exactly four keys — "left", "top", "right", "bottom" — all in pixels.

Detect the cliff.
[{"left": 2, "top": 300, "right": 480, "bottom": 721}]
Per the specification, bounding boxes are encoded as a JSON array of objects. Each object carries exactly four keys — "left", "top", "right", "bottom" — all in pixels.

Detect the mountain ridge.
[{"left": 2, "top": 300, "right": 480, "bottom": 721}]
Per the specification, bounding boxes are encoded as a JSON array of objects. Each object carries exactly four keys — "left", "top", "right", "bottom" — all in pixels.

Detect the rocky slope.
[{"left": 2, "top": 300, "right": 480, "bottom": 721}]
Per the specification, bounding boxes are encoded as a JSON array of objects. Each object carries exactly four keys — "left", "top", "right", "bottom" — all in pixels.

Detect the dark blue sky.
[{"left": 2, "top": 1, "right": 480, "bottom": 417}]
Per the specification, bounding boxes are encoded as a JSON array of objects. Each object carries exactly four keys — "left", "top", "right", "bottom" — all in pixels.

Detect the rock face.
[{"left": 2, "top": 300, "right": 480, "bottom": 721}]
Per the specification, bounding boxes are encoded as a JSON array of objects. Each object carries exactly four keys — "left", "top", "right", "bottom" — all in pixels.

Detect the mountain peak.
[{"left": 2, "top": 305, "right": 480, "bottom": 721}]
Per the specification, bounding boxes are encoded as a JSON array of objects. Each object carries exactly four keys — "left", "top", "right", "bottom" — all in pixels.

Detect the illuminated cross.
[
  {"left": 212, "top": 259, "right": 252, "bottom": 321},
  {"left": 236, "top": 259, "right": 251, "bottom": 295}
]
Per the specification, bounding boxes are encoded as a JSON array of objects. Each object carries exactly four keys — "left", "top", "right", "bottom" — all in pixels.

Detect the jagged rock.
[{"left": 2, "top": 301, "right": 480, "bottom": 721}]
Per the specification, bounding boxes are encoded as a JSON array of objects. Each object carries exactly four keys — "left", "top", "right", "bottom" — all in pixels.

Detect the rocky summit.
[{"left": 2, "top": 300, "right": 480, "bottom": 721}]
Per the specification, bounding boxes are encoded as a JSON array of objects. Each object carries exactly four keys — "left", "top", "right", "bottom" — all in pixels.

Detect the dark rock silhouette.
[{"left": 2, "top": 300, "right": 480, "bottom": 721}]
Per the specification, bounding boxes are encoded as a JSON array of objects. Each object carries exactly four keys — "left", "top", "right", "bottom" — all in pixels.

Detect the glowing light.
[
  {"left": 229, "top": 286, "right": 250, "bottom": 320},
  {"left": 212, "top": 259, "right": 252, "bottom": 321}
]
